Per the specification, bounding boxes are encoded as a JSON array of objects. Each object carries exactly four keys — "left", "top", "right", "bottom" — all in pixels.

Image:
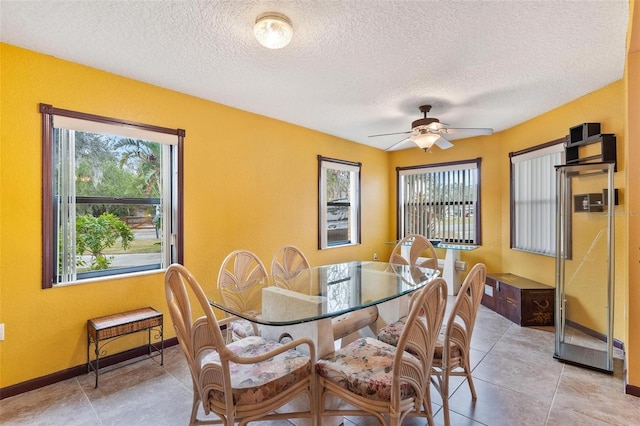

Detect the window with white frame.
[
  {"left": 397, "top": 159, "right": 481, "bottom": 244},
  {"left": 40, "top": 103, "right": 184, "bottom": 287},
  {"left": 510, "top": 139, "right": 565, "bottom": 255},
  {"left": 318, "top": 156, "right": 361, "bottom": 249}
]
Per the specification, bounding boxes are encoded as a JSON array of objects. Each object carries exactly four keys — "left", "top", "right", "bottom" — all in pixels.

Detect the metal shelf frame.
[{"left": 554, "top": 162, "right": 615, "bottom": 374}]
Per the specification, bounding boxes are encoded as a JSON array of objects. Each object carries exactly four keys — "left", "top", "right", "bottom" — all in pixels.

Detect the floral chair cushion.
[
  {"left": 228, "top": 310, "right": 262, "bottom": 339},
  {"left": 378, "top": 319, "right": 461, "bottom": 360},
  {"left": 432, "top": 338, "right": 462, "bottom": 361},
  {"left": 204, "top": 336, "right": 311, "bottom": 405},
  {"left": 316, "top": 337, "right": 419, "bottom": 402},
  {"left": 376, "top": 317, "right": 408, "bottom": 347}
]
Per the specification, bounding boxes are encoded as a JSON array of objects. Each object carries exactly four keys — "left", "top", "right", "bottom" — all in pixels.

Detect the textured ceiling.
[{"left": 0, "top": 0, "right": 630, "bottom": 151}]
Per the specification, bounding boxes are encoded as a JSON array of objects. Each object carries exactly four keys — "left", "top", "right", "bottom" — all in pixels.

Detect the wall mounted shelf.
[
  {"left": 574, "top": 193, "right": 604, "bottom": 213},
  {"left": 566, "top": 123, "right": 617, "bottom": 171}
]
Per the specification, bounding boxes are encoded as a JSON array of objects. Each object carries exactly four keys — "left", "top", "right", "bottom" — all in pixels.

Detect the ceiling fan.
[{"left": 369, "top": 105, "right": 493, "bottom": 152}]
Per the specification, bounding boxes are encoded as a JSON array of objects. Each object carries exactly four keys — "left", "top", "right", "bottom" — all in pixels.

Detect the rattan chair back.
[
  {"left": 271, "top": 245, "right": 310, "bottom": 278},
  {"left": 432, "top": 262, "right": 487, "bottom": 426},
  {"left": 390, "top": 234, "right": 438, "bottom": 270}
]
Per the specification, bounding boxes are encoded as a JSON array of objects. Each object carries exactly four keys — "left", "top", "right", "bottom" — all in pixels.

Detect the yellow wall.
[
  {"left": 1, "top": 30, "right": 638, "bottom": 393},
  {"left": 0, "top": 43, "right": 389, "bottom": 387},
  {"left": 505, "top": 83, "right": 626, "bottom": 336},
  {"left": 389, "top": 81, "right": 627, "bottom": 334}
]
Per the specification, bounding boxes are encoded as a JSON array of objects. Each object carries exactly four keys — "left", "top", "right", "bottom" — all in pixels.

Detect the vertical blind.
[
  {"left": 399, "top": 161, "right": 479, "bottom": 244},
  {"left": 511, "top": 144, "right": 564, "bottom": 255}
]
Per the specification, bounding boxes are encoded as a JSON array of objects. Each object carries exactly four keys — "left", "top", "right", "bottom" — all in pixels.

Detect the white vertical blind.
[
  {"left": 56, "top": 129, "right": 77, "bottom": 282},
  {"left": 512, "top": 144, "right": 564, "bottom": 255},
  {"left": 399, "top": 161, "right": 478, "bottom": 243}
]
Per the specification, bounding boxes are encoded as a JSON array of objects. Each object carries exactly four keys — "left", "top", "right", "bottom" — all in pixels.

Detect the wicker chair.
[
  {"left": 389, "top": 234, "right": 439, "bottom": 319},
  {"left": 377, "top": 263, "right": 487, "bottom": 426},
  {"left": 316, "top": 278, "right": 448, "bottom": 426},
  {"left": 217, "top": 250, "right": 267, "bottom": 341},
  {"left": 165, "top": 263, "right": 316, "bottom": 426},
  {"left": 431, "top": 262, "right": 486, "bottom": 425},
  {"left": 270, "top": 245, "right": 312, "bottom": 294},
  {"left": 390, "top": 234, "right": 438, "bottom": 270},
  {"left": 271, "top": 245, "right": 310, "bottom": 278}
]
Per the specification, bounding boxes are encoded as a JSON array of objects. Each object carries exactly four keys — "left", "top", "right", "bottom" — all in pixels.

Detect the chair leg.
[
  {"left": 465, "top": 364, "right": 477, "bottom": 400},
  {"left": 441, "top": 366, "right": 451, "bottom": 426},
  {"left": 317, "top": 381, "right": 325, "bottom": 426},
  {"left": 190, "top": 392, "right": 200, "bottom": 426},
  {"left": 423, "top": 384, "right": 435, "bottom": 426},
  {"left": 308, "top": 377, "right": 317, "bottom": 426},
  {"left": 390, "top": 413, "right": 401, "bottom": 426},
  {"left": 457, "top": 353, "right": 477, "bottom": 400}
]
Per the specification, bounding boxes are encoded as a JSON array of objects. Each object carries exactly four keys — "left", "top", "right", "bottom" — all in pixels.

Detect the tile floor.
[{"left": 1, "top": 302, "right": 638, "bottom": 425}]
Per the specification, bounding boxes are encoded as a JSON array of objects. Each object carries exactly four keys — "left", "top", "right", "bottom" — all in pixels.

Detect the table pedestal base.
[{"left": 442, "top": 248, "right": 462, "bottom": 295}]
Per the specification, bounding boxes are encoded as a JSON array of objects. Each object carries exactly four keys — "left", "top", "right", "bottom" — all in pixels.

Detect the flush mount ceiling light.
[{"left": 253, "top": 12, "right": 293, "bottom": 49}]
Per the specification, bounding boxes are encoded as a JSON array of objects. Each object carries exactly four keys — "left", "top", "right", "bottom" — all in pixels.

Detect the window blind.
[{"left": 511, "top": 143, "right": 564, "bottom": 255}]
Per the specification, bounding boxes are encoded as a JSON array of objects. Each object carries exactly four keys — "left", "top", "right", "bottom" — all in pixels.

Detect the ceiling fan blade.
[
  {"left": 369, "top": 130, "right": 412, "bottom": 138},
  {"left": 434, "top": 136, "right": 454, "bottom": 150},
  {"left": 442, "top": 127, "right": 493, "bottom": 136},
  {"left": 426, "top": 122, "right": 448, "bottom": 131},
  {"left": 384, "top": 137, "right": 410, "bottom": 151}
]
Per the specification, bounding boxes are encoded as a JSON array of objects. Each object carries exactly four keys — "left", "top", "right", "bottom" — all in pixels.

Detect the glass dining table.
[
  {"left": 207, "top": 260, "right": 439, "bottom": 426},
  {"left": 387, "top": 240, "right": 479, "bottom": 295},
  {"left": 207, "top": 260, "right": 440, "bottom": 358}
]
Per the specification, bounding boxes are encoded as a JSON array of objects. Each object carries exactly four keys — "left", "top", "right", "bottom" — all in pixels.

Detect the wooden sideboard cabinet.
[{"left": 482, "top": 273, "right": 555, "bottom": 326}]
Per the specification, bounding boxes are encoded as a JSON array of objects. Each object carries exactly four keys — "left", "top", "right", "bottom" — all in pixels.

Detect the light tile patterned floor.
[{"left": 1, "top": 302, "right": 638, "bottom": 425}]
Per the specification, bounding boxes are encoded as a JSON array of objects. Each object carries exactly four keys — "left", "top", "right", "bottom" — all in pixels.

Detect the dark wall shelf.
[
  {"left": 569, "top": 122, "right": 600, "bottom": 144},
  {"left": 566, "top": 123, "right": 617, "bottom": 171}
]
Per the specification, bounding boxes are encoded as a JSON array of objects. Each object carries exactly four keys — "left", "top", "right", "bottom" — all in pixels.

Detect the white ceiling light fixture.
[
  {"left": 409, "top": 130, "right": 441, "bottom": 152},
  {"left": 253, "top": 12, "right": 293, "bottom": 49}
]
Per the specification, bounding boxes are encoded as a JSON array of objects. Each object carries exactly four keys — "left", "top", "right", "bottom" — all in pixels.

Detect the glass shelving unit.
[{"left": 554, "top": 161, "right": 615, "bottom": 374}]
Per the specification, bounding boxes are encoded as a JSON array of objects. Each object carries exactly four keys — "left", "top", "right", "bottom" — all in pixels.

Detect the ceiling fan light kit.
[
  {"left": 254, "top": 12, "right": 293, "bottom": 49},
  {"left": 409, "top": 131, "right": 440, "bottom": 152},
  {"left": 369, "top": 104, "right": 493, "bottom": 152}
]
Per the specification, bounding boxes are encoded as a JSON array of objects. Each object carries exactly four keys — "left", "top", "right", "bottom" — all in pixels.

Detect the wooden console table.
[{"left": 87, "top": 307, "right": 163, "bottom": 387}]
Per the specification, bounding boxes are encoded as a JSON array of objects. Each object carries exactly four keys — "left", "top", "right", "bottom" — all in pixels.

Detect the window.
[
  {"left": 510, "top": 139, "right": 565, "bottom": 255},
  {"left": 397, "top": 159, "right": 481, "bottom": 244},
  {"left": 324, "top": 263, "right": 356, "bottom": 313},
  {"left": 318, "top": 156, "right": 361, "bottom": 249},
  {"left": 40, "top": 103, "right": 184, "bottom": 287}
]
